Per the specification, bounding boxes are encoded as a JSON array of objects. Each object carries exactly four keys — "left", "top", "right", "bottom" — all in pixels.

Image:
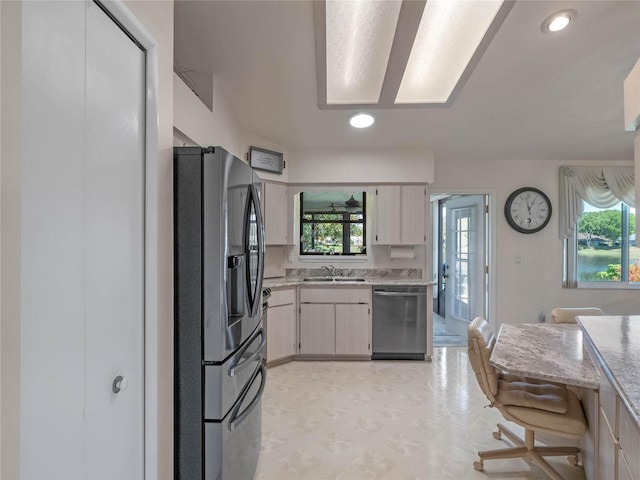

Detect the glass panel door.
[{"left": 445, "top": 195, "right": 486, "bottom": 329}]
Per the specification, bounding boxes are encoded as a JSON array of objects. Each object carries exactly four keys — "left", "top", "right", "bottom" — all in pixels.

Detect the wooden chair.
[{"left": 468, "top": 317, "right": 587, "bottom": 480}]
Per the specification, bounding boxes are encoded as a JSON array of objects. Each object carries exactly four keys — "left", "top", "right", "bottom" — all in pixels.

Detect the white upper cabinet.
[
  {"left": 263, "top": 182, "right": 293, "bottom": 245},
  {"left": 375, "top": 185, "right": 427, "bottom": 245}
]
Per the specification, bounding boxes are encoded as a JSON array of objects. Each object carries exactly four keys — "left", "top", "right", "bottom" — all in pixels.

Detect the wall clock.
[{"left": 504, "top": 187, "right": 552, "bottom": 234}]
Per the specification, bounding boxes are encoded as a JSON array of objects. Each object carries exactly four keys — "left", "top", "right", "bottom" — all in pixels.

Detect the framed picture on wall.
[{"left": 249, "top": 146, "right": 284, "bottom": 174}]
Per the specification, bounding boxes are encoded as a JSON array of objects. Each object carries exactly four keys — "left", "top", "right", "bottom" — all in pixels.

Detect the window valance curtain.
[{"left": 559, "top": 166, "right": 635, "bottom": 239}]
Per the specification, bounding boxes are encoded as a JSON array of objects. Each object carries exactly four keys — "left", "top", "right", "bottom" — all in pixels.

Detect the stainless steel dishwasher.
[{"left": 372, "top": 286, "right": 426, "bottom": 360}]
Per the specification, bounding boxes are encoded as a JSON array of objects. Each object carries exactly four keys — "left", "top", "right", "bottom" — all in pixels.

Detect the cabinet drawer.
[
  {"left": 599, "top": 364, "right": 619, "bottom": 438},
  {"left": 300, "top": 287, "right": 370, "bottom": 304},
  {"left": 619, "top": 403, "right": 640, "bottom": 479},
  {"left": 598, "top": 405, "right": 618, "bottom": 480},
  {"left": 269, "top": 287, "right": 295, "bottom": 307}
]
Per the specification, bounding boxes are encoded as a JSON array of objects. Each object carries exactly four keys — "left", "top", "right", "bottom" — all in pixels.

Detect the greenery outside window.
[
  {"left": 574, "top": 201, "right": 637, "bottom": 283},
  {"left": 300, "top": 192, "right": 366, "bottom": 255},
  {"left": 560, "top": 165, "right": 636, "bottom": 287}
]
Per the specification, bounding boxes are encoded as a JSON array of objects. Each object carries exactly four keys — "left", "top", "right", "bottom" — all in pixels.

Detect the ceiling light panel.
[
  {"left": 326, "top": 0, "right": 402, "bottom": 104},
  {"left": 395, "top": 0, "right": 504, "bottom": 104}
]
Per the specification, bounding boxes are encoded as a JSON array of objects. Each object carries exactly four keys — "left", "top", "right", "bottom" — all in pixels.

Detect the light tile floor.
[
  {"left": 255, "top": 348, "right": 586, "bottom": 480},
  {"left": 433, "top": 313, "right": 467, "bottom": 348}
]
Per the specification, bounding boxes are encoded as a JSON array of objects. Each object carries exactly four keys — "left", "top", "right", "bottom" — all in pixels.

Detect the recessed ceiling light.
[
  {"left": 348, "top": 112, "right": 375, "bottom": 129},
  {"left": 541, "top": 10, "right": 576, "bottom": 33}
]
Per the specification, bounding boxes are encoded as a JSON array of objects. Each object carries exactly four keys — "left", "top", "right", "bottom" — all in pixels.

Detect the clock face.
[{"left": 504, "top": 187, "right": 552, "bottom": 234}]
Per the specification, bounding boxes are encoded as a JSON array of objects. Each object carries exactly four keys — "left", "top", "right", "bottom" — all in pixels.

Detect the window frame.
[{"left": 299, "top": 192, "right": 367, "bottom": 256}]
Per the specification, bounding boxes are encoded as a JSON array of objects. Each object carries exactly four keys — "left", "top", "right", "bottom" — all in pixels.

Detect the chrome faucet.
[{"left": 321, "top": 265, "right": 336, "bottom": 277}]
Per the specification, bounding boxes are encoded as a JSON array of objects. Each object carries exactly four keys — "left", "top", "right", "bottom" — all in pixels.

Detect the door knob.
[{"left": 112, "top": 375, "right": 128, "bottom": 394}]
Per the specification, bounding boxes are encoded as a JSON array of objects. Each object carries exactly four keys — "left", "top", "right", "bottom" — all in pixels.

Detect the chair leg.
[
  {"left": 496, "top": 422, "right": 525, "bottom": 447},
  {"left": 475, "top": 425, "right": 581, "bottom": 480},
  {"left": 528, "top": 450, "right": 565, "bottom": 480}
]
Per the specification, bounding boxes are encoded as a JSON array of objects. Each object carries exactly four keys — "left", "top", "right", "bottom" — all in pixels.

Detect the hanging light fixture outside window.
[{"left": 345, "top": 194, "right": 363, "bottom": 213}]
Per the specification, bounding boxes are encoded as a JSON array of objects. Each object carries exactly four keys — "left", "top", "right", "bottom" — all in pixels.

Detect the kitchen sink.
[
  {"left": 302, "top": 277, "right": 333, "bottom": 282},
  {"left": 334, "top": 277, "right": 366, "bottom": 282}
]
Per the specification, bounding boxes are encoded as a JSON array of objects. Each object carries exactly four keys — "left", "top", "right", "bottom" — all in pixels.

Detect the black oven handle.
[
  {"left": 228, "top": 327, "right": 265, "bottom": 377},
  {"left": 229, "top": 363, "right": 266, "bottom": 431}
]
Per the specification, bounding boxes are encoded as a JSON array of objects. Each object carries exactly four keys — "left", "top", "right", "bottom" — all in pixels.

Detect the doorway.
[{"left": 431, "top": 194, "right": 490, "bottom": 347}]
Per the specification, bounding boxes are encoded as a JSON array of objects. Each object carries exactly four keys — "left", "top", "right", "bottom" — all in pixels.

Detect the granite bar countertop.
[
  {"left": 578, "top": 316, "right": 640, "bottom": 428},
  {"left": 490, "top": 323, "right": 600, "bottom": 389},
  {"left": 263, "top": 277, "right": 435, "bottom": 288}
]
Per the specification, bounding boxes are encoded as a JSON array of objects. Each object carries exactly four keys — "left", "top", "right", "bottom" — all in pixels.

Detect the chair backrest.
[
  {"left": 550, "top": 307, "right": 604, "bottom": 324},
  {"left": 468, "top": 317, "right": 499, "bottom": 399}
]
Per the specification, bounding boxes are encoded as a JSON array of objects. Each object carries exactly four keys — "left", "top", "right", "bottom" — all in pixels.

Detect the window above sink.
[{"left": 299, "top": 192, "right": 367, "bottom": 257}]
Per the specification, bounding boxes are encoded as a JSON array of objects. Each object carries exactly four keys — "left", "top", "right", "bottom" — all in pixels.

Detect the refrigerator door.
[{"left": 200, "top": 148, "right": 263, "bottom": 362}]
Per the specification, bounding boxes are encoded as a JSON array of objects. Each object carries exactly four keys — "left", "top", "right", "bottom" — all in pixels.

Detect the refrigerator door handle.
[
  {"left": 229, "top": 363, "right": 266, "bottom": 431},
  {"left": 244, "top": 185, "right": 266, "bottom": 318},
  {"left": 251, "top": 184, "right": 266, "bottom": 313},
  {"left": 228, "top": 327, "right": 266, "bottom": 377}
]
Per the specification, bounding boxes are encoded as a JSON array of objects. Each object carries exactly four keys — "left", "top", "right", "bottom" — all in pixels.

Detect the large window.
[
  {"left": 575, "top": 201, "right": 637, "bottom": 283},
  {"left": 560, "top": 166, "right": 637, "bottom": 287},
  {"left": 300, "top": 192, "right": 366, "bottom": 255}
]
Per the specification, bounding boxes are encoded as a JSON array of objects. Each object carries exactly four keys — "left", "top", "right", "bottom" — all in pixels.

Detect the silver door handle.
[{"left": 112, "top": 375, "right": 128, "bottom": 394}]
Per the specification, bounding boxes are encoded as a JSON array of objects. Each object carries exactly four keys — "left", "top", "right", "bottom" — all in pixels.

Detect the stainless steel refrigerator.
[{"left": 174, "top": 146, "right": 266, "bottom": 479}]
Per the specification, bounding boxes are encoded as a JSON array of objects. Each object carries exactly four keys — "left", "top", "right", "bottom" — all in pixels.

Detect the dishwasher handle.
[{"left": 373, "top": 290, "right": 426, "bottom": 297}]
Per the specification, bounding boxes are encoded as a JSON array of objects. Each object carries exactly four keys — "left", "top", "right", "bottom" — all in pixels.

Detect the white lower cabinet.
[
  {"left": 266, "top": 288, "right": 297, "bottom": 364},
  {"left": 588, "top": 345, "right": 640, "bottom": 480},
  {"left": 299, "top": 287, "right": 371, "bottom": 358},
  {"left": 300, "top": 304, "right": 335, "bottom": 354},
  {"left": 619, "top": 397, "right": 640, "bottom": 479},
  {"left": 335, "top": 304, "right": 370, "bottom": 355}
]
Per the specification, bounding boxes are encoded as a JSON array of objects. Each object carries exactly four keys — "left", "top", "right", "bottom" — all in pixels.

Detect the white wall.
[
  {"left": 288, "top": 147, "right": 434, "bottom": 184},
  {"left": 173, "top": 73, "right": 290, "bottom": 183},
  {"left": 432, "top": 157, "right": 640, "bottom": 327}
]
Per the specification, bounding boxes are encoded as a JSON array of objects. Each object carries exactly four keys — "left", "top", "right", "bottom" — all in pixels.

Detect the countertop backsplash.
[{"left": 285, "top": 268, "right": 423, "bottom": 279}]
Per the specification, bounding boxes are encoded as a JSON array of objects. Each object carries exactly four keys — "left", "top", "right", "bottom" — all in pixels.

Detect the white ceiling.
[{"left": 174, "top": 0, "right": 640, "bottom": 162}]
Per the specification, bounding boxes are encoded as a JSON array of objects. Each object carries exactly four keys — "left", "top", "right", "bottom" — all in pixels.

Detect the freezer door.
[
  {"left": 205, "top": 363, "right": 266, "bottom": 480},
  {"left": 204, "top": 325, "right": 265, "bottom": 420}
]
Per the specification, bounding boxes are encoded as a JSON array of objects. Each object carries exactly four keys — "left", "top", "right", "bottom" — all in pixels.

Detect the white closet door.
[
  {"left": 84, "top": 2, "right": 145, "bottom": 478},
  {"left": 21, "top": 2, "right": 87, "bottom": 477},
  {"left": 20, "top": 1, "right": 145, "bottom": 478}
]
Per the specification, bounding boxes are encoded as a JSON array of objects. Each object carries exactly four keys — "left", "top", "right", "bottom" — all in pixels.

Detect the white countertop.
[
  {"left": 578, "top": 315, "right": 640, "bottom": 428},
  {"left": 490, "top": 323, "right": 600, "bottom": 389},
  {"left": 263, "top": 277, "right": 436, "bottom": 288}
]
